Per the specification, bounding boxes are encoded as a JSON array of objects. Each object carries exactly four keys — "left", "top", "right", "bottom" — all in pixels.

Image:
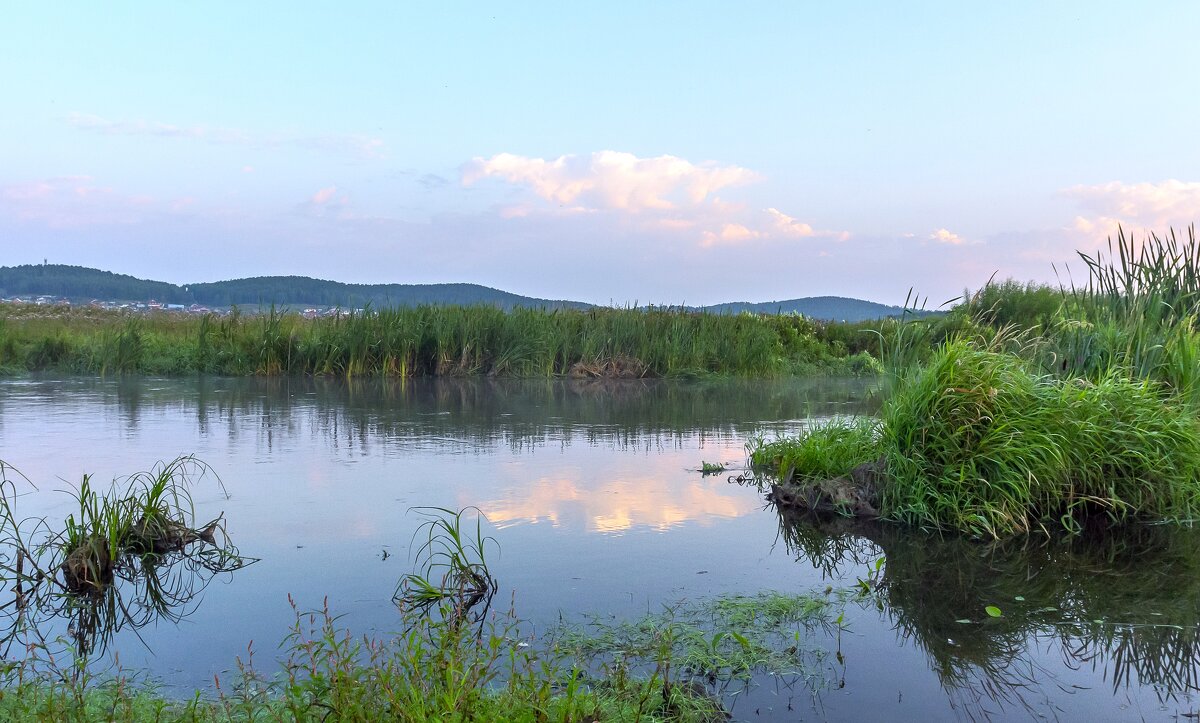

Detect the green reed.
[
  {"left": 748, "top": 417, "right": 880, "bottom": 482},
  {"left": 0, "top": 304, "right": 878, "bottom": 378}
]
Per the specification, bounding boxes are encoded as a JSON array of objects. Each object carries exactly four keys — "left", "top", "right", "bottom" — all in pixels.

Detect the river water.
[{"left": 0, "top": 375, "right": 1197, "bottom": 721}]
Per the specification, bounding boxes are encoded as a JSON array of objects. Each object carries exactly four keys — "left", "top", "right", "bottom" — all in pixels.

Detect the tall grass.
[
  {"left": 0, "top": 304, "right": 882, "bottom": 378},
  {"left": 748, "top": 418, "right": 880, "bottom": 482}
]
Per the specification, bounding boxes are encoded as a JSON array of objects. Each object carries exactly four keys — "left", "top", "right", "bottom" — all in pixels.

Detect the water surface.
[{"left": 0, "top": 375, "right": 1196, "bottom": 720}]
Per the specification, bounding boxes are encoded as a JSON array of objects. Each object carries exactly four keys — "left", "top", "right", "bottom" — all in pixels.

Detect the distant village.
[{"left": 0, "top": 295, "right": 360, "bottom": 319}]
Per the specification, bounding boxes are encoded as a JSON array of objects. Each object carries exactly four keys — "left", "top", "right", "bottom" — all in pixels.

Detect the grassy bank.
[
  {"left": 752, "top": 227, "right": 1200, "bottom": 537},
  {"left": 0, "top": 304, "right": 881, "bottom": 378}
]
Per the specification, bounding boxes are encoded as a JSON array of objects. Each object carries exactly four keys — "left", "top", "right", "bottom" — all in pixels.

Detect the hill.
[
  {"left": 703, "top": 296, "right": 925, "bottom": 322},
  {"left": 0, "top": 264, "right": 922, "bottom": 320},
  {"left": 0, "top": 265, "right": 589, "bottom": 311},
  {"left": 185, "top": 276, "right": 591, "bottom": 310}
]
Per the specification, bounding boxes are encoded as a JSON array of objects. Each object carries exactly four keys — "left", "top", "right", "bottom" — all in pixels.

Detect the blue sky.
[{"left": 4, "top": 2, "right": 1200, "bottom": 305}]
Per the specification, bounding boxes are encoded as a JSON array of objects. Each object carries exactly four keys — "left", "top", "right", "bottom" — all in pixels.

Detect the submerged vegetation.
[
  {"left": 754, "top": 226, "right": 1200, "bottom": 537},
  {"left": 0, "top": 494, "right": 855, "bottom": 722},
  {"left": 0, "top": 304, "right": 884, "bottom": 379}
]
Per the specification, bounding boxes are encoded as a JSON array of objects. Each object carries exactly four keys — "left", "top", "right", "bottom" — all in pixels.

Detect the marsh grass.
[
  {"left": 0, "top": 304, "right": 879, "bottom": 378},
  {"left": 881, "top": 342, "right": 1200, "bottom": 537},
  {"left": 748, "top": 418, "right": 880, "bottom": 482},
  {"left": 753, "top": 337, "right": 1200, "bottom": 537}
]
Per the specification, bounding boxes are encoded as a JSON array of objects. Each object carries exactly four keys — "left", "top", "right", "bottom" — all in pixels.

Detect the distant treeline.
[
  {"left": 0, "top": 264, "right": 920, "bottom": 322},
  {"left": 0, "top": 265, "right": 587, "bottom": 311}
]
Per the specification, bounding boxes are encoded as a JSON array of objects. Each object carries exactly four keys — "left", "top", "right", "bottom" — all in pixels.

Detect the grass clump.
[
  {"left": 748, "top": 418, "right": 880, "bottom": 482},
  {"left": 753, "top": 339, "right": 1200, "bottom": 537},
  {"left": 0, "top": 457, "right": 254, "bottom": 664},
  {"left": 881, "top": 341, "right": 1200, "bottom": 537}
]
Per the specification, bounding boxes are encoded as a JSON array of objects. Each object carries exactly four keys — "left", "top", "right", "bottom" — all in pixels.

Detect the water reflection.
[
  {"left": 25, "top": 374, "right": 882, "bottom": 452},
  {"left": 478, "top": 471, "right": 756, "bottom": 533},
  {"left": 774, "top": 509, "right": 1200, "bottom": 717}
]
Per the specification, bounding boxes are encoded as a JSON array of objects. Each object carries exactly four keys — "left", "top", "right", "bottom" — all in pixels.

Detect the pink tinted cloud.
[
  {"left": 1064, "top": 179, "right": 1200, "bottom": 246},
  {"left": 463, "top": 150, "right": 848, "bottom": 248},
  {"left": 311, "top": 186, "right": 339, "bottom": 205},
  {"left": 462, "top": 150, "right": 760, "bottom": 213},
  {"left": 0, "top": 176, "right": 208, "bottom": 229}
]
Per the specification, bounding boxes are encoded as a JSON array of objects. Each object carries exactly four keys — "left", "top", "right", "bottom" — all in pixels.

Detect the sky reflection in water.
[{"left": 1, "top": 375, "right": 1197, "bottom": 720}]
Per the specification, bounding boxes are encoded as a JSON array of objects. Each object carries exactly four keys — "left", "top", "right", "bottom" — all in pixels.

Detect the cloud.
[
  {"left": 417, "top": 173, "right": 450, "bottom": 190},
  {"left": 930, "top": 228, "right": 966, "bottom": 245},
  {"left": 765, "top": 207, "right": 815, "bottom": 238},
  {"left": 1063, "top": 179, "right": 1200, "bottom": 244},
  {"left": 66, "top": 112, "right": 386, "bottom": 159},
  {"left": 0, "top": 176, "right": 179, "bottom": 227},
  {"left": 461, "top": 150, "right": 852, "bottom": 249},
  {"left": 311, "top": 186, "right": 339, "bottom": 205},
  {"left": 462, "top": 150, "right": 759, "bottom": 213},
  {"left": 700, "top": 223, "right": 762, "bottom": 247}
]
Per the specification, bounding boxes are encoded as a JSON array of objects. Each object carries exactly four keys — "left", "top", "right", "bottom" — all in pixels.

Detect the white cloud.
[
  {"left": 700, "top": 223, "right": 762, "bottom": 247},
  {"left": 765, "top": 207, "right": 815, "bottom": 238},
  {"left": 0, "top": 176, "right": 180, "bottom": 227},
  {"left": 930, "top": 228, "right": 966, "bottom": 245},
  {"left": 462, "top": 150, "right": 759, "bottom": 213}
]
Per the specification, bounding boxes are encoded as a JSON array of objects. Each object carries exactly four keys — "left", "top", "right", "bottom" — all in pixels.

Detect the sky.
[{"left": 4, "top": 2, "right": 1200, "bottom": 307}]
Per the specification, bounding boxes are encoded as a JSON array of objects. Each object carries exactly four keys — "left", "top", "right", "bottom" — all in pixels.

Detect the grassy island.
[{"left": 754, "top": 228, "right": 1200, "bottom": 537}]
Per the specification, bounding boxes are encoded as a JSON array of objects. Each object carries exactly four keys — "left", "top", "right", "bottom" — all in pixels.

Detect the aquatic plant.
[
  {"left": 755, "top": 337, "right": 1200, "bottom": 536},
  {"left": 393, "top": 506, "right": 498, "bottom": 632},
  {"left": 0, "top": 457, "right": 254, "bottom": 668},
  {"left": 0, "top": 504, "right": 864, "bottom": 722}
]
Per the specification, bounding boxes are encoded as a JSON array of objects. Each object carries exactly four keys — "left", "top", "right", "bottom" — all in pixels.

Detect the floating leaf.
[{"left": 985, "top": 606, "right": 1002, "bottom": 618}]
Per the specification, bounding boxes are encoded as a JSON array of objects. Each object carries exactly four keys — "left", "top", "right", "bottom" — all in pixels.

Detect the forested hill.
[
  {"left": 0, "top": 265, "right": 590, "bottom": 310},
  {"left": 0, "top": 265, "right": 192, "bottom": 303},
  {"left": 704, "top": 296, "right": 924, "bottom": 322},
  {"left": 0, "top": 264, "right": 922, "bottom": 320},
  {"left": 185, "top": 276, "right": 592, "bottom": 310}
]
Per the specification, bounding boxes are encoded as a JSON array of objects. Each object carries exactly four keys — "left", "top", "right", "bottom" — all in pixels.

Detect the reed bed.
[
  {"left": 754, "top": 227, "right": 1200, "bottom": 537},
  {"left": 0, "top": 304, "right": 878, "bottom": 379},
  {"left": 881, "top": 342, "right": 1200, "bottom": 537}
]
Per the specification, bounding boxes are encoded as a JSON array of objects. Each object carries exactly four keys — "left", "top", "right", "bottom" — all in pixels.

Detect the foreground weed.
[{"left": 393, "top": 506, "right": 498, "bottom": 632}]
